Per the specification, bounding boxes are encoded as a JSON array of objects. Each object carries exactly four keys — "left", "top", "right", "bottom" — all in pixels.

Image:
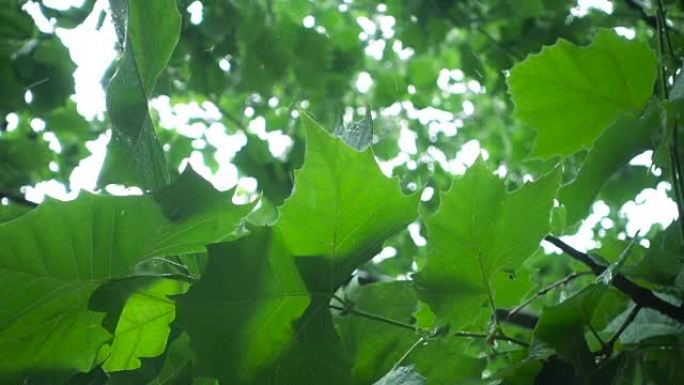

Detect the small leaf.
[{"left": 102, "top": 278, "right": 188, "bottom": 372}]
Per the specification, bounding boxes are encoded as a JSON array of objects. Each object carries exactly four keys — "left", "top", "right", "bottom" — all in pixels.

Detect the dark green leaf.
[
  {"left": 0, "top": 171, "right": 251, "bottom": 379},
  {"left": 175, "top": 229, "right": 310, "bottom": 385}
]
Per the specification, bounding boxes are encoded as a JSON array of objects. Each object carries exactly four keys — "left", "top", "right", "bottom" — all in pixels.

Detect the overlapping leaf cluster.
[{"left": 2, "top": 0, "right": 684, "bottom": 384}]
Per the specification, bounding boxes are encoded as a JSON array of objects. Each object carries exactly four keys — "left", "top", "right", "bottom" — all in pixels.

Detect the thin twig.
[
  {"left": 330, "top": 304, "right": 530, "bottom": 347},
  {"left": 329, "top": 304, "right": 417, "bottom": 331},
  {"left": 544, "top": 236, "right": 684, "bottom": 323},
  {"left": 395, "top": 337, "right": 424, "bottom": 367},
  {"left": 453, "top": 331, "right": 530, "bottom": 348},
  {"left": 507, "top": 271, "right": 592, "bottom": 318}
]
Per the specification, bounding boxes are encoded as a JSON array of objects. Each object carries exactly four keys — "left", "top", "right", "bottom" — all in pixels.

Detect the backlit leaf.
[
  {"left": 99, "top": 0, "right": 181, "bottom": 189},
  {"left": 508, "top": 29, "right": 657, "bottom": 157},
  {"left": 414, "top": 159, "right": 560, "bottom": 328}
]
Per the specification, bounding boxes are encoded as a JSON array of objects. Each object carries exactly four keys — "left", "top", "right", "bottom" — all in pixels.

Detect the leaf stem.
[
  {"left": 394, "top": 337, "right": 425, "bottom": 369},
  {"left": 599, "top": 305, "right": 641, "bottom": 359}
]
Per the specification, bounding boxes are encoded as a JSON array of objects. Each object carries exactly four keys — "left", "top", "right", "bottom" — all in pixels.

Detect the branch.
[
  {"left": 495, "top": 309, "right": 539, "bottom": 329},
  {"left": 544, "top": 236, "right": 684, "bottom": 323},
  {"left": 0, "top": 190, "right": 37, "bottom": 207}
]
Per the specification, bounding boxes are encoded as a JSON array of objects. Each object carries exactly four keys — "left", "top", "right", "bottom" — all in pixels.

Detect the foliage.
[{"left": 1, "top": 0, "right": 684, "bottom": 384}]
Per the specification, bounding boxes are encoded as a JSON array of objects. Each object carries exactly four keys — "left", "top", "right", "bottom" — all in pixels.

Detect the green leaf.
[
  {"left": 268, "top": 291, "right": 353, "bottom": 385},
  {"left": 102, "top": 278, "right": 188, "bottom": 372},
  {"left": 0, "top": 202, "right": 30, "bottom": 223},
  {"left": 276, "top": 112, "right": 419, "bottom": 286},
  {"left": 559, "top": 102, "right": 662, "bottom": 225},
  {"left": 337, "top": 281, "right": 420, "bottom": 384},
  {"left": 337, "top": 281, "right": 485, "bottom": 385},
  {"left": 106, "top": 332, "right": 193, "bottom": 385},
  {"left": 624, "top": 224, "right": 682, "bottom": 286},
  {"left": 492, "top": 359, "right": 543, "bottom": 385},
  {"left": 14, "top": 37, "right": 76, "bottom": 113},
  {"left": 177, "top": 116, "right": 418, "bottom": 385},
  {"left": 0, "top": 128, "right": 55, "bottom": 190},
  {"left": 0, "top": 170, "right": 252, "bottom": 379},
  {"left": 269, "top": 114, "right": 418, "bottom": 384},
  {"left": 508, "top": 29, "right": 657, "bottom": 157},
  {"left": 414, "top": 159, "right": 561, "bottom": 327},
  {"left": 175, "top": 229, "right": 311, "bottom": 385},
  {"left": 99, "top": 0, "right": 181, "bottom": 189},
  {"left": 145, "top": 333, "right": 193, "bottom": 385},
  {"left": 531, "top": 285, "right": 620, "bottom": 379}
]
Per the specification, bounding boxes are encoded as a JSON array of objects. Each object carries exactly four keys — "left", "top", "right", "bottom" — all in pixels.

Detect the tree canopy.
[{"left": 1, "top": 0, "right": 684, "bottom": 384}]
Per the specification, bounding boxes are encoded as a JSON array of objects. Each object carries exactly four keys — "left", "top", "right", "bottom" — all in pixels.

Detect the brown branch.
[
  {"left": 544, "top": 236, "right": 684, "bottom": 323},
  {"left": 496, "top": 309, "right": 538, "bottom": 329}
]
